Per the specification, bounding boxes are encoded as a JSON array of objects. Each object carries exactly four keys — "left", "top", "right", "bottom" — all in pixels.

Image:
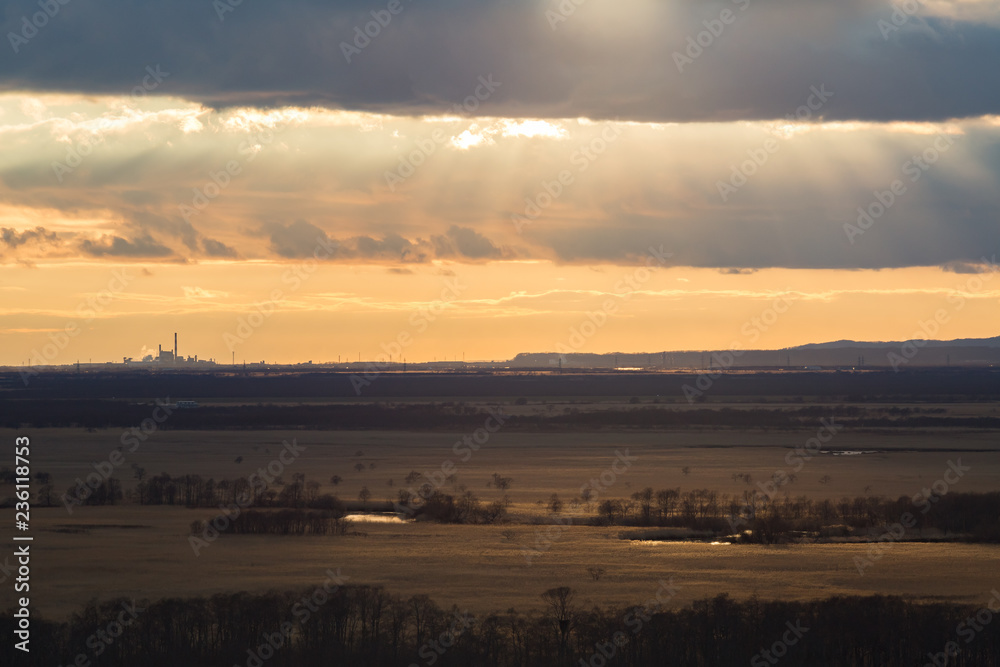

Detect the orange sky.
[
  {"left": 3, "top": 259, "right": 998, "bottom": 365},
  {"left": 0, "top": 94, "right": 998, "bottom": 365}
]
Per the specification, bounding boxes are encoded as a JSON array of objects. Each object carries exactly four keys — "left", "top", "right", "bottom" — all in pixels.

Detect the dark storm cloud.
[
  {"left": 352, "top": 232, "right": 428, "bottom": 262},
  {"left": 2, "top": 0, "right": 999, "bottom": 122},
  {"left": 265, "top": 219, "right": 339, "bottom": 259},
  {"left": 202, "top": 237, "right": 239, "bottom": 258},
  {"left": 1, "top": 225, "right": 59, "bottom": 248},
  {"left": 521, "top": 162, "right": 1000, "bottom": 272},
  {"left": 79, "top": 234, "right": 174, "bottom": 258},
  {"left": 432, "top": 225, "right": 503, "bottom": 260},
  {"left": 264, "top": 220, "right": 503, "bottom": 263},
  {"left": 131, "top": 211, "right": 200, "bottom": 251},
  {"left": 264, "top": 220, "right": 426, "bottom": 262},
  {"left": 941, "top": 259, "right": 999, "bottom": 274}
]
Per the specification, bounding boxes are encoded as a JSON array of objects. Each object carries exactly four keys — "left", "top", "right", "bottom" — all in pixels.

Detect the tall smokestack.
[{"left": 174, "top": 333, "right": 178, "bottom": 361}]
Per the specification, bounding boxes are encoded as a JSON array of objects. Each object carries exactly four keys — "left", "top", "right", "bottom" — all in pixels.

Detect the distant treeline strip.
[
  {"left": 4, "top": 400, "right": 1000, "bottom": 430},
  {"left": 4, "top": 368, "right": 999, "bottom": 401},
  {"left": 594, "top": 489, "right": 1000, "bottom": 543},
  {"left": 3, "top": 589, "right": 999, "bottom": 666},
  {"left": 32, "top": 462, "right": 1000, "bottom": 543}
]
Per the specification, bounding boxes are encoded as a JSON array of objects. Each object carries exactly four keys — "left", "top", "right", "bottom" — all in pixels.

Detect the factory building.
[
  {"left": 123, "top": 333, "right": 212, "bottom": 366},
  {"left": 158, "top": 333, "right": 178, "bottom": 363}
]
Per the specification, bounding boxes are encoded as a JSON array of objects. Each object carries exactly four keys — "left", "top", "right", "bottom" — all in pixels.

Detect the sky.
[{"left": 1, "top": 0, "right": 999, "bottom": 365}]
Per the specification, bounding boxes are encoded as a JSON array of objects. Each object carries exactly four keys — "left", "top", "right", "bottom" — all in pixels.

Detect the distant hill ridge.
[
  {"left": 792, "top": 336, "right": 1000, "bottom": 350},
  {"left": 509, "top": 336, "right": 1000, "bottom": 368}
]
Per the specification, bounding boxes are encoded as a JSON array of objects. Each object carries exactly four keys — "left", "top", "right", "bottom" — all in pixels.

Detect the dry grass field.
[
  {"left": 12, "top": 426, "right": 1000, "bottom": 509},
  {"left": 6, "top": 425, "right": 1000, "bottom": 620},
  {"left": 23, "top": 506, "right": 1000, "bottom": 619}
]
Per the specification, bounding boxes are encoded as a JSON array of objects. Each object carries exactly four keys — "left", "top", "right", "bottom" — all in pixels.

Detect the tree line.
[
  {"left": 59, "top": 467, "right": 520, "bottom": 526},
  {"left": 4, "top": 587, "right": 999, "bottom": 666},
  {"left": 64, "top": 470, "right": 332, "bottom": 509},
  {"left": 51, "top": 463, "right": 1000, "bottom": 542},
  {"left": 6, "top": 398, "right": 1000, "bottom": 430},
  {"left": 585, "top": 488, "right": 1000, "bottom": 543}
]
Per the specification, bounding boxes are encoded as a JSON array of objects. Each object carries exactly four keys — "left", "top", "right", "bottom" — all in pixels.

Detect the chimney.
[{"left": 174, "top": 333, "right": 178, "bottom": 360}]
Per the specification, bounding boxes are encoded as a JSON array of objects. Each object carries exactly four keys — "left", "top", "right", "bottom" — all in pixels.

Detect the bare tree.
[
  {"left": 490, "top": 472, "right": 513, "bottom": 490},
  {"left": 541, "top": 586, "right": 576, "bottom": 659},
  {"left": 598, "top": 499, "right": 623, "bottom": 523},
  {"left": 732, "top": 472, "right": 753, "bottom": 485},
  {"left": 35, "top": 471, "right": 54, "bottom": 507},
  {"left": 587, "top": 566, "right": 606, "bottom": 581},
  {"left": 548, "top": 493, "right": 563, "bottom": 514},
  {"left": 631, "top": 487, "right": 654, "bottom": 524},
  {"left": 656, "top": 488, "right": 679, "bottom": 520},
  {"left": 131, "top": 465, "right": 147, "bottom": 505}
]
